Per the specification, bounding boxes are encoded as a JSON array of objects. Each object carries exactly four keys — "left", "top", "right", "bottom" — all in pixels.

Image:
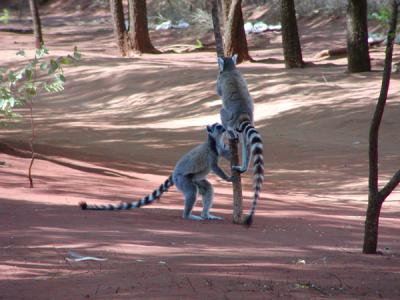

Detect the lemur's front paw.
[
  {"left": 227, "top": 129, "right": 239, "bottom": 140},
  {"left": 232, "top": 165, "right": 247, "bottom": 174}
]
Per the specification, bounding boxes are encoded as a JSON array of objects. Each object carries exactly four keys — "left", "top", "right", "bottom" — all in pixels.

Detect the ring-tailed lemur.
[
  {"left": 80, "top": 123, "right": 232, "bottom": 221},
  {"left": 216, "top": 54, "right": 264, "bottom": 227}
]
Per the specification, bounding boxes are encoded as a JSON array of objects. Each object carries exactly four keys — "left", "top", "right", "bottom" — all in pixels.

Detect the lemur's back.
[
  {"left": 217, "top": 67, "right": 254, "bottom": 127},
  {"left": 174, "top": 143, "right": 210, "bottom": 177}
]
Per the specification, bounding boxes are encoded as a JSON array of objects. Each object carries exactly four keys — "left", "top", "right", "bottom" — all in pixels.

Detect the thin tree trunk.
[
  {"left": 28, "top": 0, "right": 43, "bottom": 48},
  {"left": 110, "top": 0, "right": 129, "bottom": 56},
  {"left": 222, "top": 0, "right": 252, "bottom": 63},
  {"left": 28, "top": 97, "right": 35, "bottom": 188},
  {"left": 229, "top": 138, "right": 243, "bottom": 224},
  {"left": 347, "top": 0, "right": 371, "bottom": 72},
  {"left": 363, "top": 196, "right": 383, "bottom": 254},
  {"left": 280, "top": 0, "right": 304, "bottom": 68},
  {"left": 128, "top": 0, "right": 160, "bottom": 54},
  {"left": 363, "top": 0, "right": 399, "bottom": 254}
]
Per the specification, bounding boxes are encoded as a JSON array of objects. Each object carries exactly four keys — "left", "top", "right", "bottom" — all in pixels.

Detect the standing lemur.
[
  {"left": 80, "top": 123, "right": 232, "bottom": 221},
  {"left": 217, "top": 54, "right": 264, "bottom": 226}
]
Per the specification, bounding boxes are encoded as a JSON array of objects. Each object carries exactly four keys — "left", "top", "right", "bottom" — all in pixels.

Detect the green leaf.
[
  {"left": 8, "top": 96, "right": 15, "bottom": 107},
  {"left": 40, "top": 62, "right": 48, "bottom": 71},
  {"left": 195, "top": 39, "right": 204, "bottom": 49},
  {"left": 58, "top": 74, "right": 66, "bottom": 82},
  {"left": 36, "top": 45, "right": 49, "bottom": 58},
  {"left": 16, "top": 49, "right": 26, "bottom": 57},
  {"left": 58, "top": 57, "right": 72, "bottom": 65},
  {"left": 0, "top": 9, "right": 9, "bottom": 25},
  {"left": 7, "top": 71, "right": 16, "bottom": 83},
  {"left": 24, "top": 68, "right": 33, "bottom": 81},
  {"left": 48, "top": 59, "right": 59, "bottom": 74}
]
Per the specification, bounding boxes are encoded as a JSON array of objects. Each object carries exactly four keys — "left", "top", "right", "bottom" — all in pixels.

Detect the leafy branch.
[{"left": 0, "top": 44, "right": 81, "bottom": 187}]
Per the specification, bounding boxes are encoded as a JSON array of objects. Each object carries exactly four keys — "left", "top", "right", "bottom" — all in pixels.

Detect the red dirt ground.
[{"left": 1, "top": 7, "right": 399, "bottom": 300}]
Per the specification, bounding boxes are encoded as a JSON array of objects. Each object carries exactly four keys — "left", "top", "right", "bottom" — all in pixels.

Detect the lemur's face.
[{"left": 207, "top": 123, "right": 226, "bottom": 139}]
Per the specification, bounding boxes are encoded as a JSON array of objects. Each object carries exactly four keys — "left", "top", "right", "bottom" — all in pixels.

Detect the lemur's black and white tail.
[
  {"left": 238, "top": 121, "right": 264, "bottom": 227},
  {"left": 79, "top": 175, "right": 174, "bottom": 211}
]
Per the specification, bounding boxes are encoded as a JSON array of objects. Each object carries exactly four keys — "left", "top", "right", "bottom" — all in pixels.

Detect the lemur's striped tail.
[
  {"left": 238, "top": 121, "right": 264, "bottom": 227},
  {"left": 79, "top": 175, "right": 174, "bottom": 211}
]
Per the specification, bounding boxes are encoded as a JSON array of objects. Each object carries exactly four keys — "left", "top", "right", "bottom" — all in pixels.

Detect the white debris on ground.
[
  {"left": 155, "top": 20, "right": 190, "bottom": 30},
  {"left": 244, "top": 21, "right": 282, "bottom": 34}
]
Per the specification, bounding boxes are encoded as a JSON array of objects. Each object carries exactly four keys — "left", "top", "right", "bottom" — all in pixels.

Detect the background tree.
[
  {"left": 28, "top": 0, "right": 43, "bottom": 48},
  {"left": 222, "top": 0, "right": 252, "bottom": 63},
  {"left": 128, "top": 0, "right": 159, "bottom": 54},
  {"left": 110, "top": 0, "right": 129, "bottom": 56},
  {"left": 347, "top": 0, "right": 371, "bottom": 72},
  {"left": 280, "top": 0, "right": 304, "bottom": 68},
  {"left": 363, "top": 0, "right": 400, "bottom": 254}
]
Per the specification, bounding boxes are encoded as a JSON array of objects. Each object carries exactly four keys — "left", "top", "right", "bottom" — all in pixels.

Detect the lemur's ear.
[
  {"left": 206, "top": 125, "right": 212, "bottom": 133},
  {"left": 232, "top": 54, "right": 238, "bottom": 65},
  {"left": 217, "top": 57, "right": 224, "bottom": 72}
]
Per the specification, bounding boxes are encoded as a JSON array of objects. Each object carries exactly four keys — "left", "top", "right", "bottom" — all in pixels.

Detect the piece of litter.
[
  {"left": 156, "top": 20, "right": 172, "bottom": 30},
  {"left": 172, "top": 20, "right": 189, "bottom": 29},
  {"left": 244, "top": 22, "right": 253, "bottom": 34},
  {"left": 253, "top": 21, "right": 268, "bottom": 33},
  {"left": 136, "top": 259, "right": 145, "bottom": 262},
  {"left": 352, "top": 141, "right": 360, "bottom": 145},
  {"left": 159, "top": 261, "right": 167, "bottom": 264},
  {"left": 296, "top": 259, "right": 306, "bottom": 265},
  {"left": 67, "top": 251, "right": 107, "bottom": 262}
]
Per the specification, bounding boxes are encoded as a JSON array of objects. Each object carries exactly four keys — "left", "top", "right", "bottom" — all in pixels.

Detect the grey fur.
[
  {"left": 216, "top": 55, "right": 264, "bottom": 226},
  {"left": 80, "top": 123, "right": 232, "bottom": 221}
]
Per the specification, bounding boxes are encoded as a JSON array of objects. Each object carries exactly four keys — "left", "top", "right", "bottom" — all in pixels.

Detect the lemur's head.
[
  {"left": 207, "top": 123, "right": 226, "bottom": 140},
  {"left": 217, "top": 54, "right": 238, "bottom": 73},
  {"left": 207, "top": 123, "right": 226, "bottom": 154}
]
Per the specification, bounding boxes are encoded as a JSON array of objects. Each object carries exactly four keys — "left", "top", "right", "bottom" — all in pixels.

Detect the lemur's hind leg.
[
  {"left": 196, "top": 179, "right": 223, "bottom": 220},
  {"left": 175, "top": 174, "right": 202, "bottom": 221},
  {"left": 232, "top": 132, "right": 251, "bottom": 173}
]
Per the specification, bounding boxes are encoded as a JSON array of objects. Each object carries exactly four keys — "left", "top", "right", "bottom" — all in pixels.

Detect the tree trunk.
[
  {"left": 363, "top": 196, "right": 383, "bottom": 254},
  {"left": 347, "top": 0, "right": 371, "bottom": 73},
  {"left": 128, "top": 0, "right": 160, "bottom": 54},
  {"left": 110, "top": 0, "right": 129, "bottom": 56},
  {"left": 222, "top": 0, "right": 252, "bottom": 63},
  {"left": 363, "top": 0, "right": 399, "bottom": 254},
  {"left": 280, "top": 0, "right": 304, "bottom": 68},
  {"left": 229, "top": 138, "right": 243, "bottom": 224},
  {"left": 211, "top": 0, "right": 224, "bottom": 57},
  {"left": 28, "top": 0, "right": 43, "bottom": 48}
]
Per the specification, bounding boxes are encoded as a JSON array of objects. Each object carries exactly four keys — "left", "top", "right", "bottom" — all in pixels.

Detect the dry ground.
[{"left": 0, "top": 9, "right": 399, "bottom": 300}]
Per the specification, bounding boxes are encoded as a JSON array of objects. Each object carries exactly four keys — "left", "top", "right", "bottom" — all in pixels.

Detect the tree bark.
[
  {"left": 347, "top": 0, "right": 371, "bottom": 73},
  {"left": 222, "top": 0, "right": 252, "bottom": 63},
  {"left": 28, "top": 0, "right": 43, "bottom": 49},
  {"left": 229, "top": 138, "right": 243, "bottom": 224},
  {"left": 280, "top": 0, "right": 304, "bottom": 68},
  {"left": 363, "top": 0, "right": 399, "bottom": 254},
  {"left": 128, "top": 0, "right": 160, "bottom": 54},
  {"left": 109, "top": 0, "right": 129, "bottom": 56},
  {"left": 211, "top": 0, "right": 224, "bottom": 57}
]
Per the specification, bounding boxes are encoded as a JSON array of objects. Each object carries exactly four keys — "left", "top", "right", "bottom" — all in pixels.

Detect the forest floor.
[{"left": 0, "top": 7, "right": 400, "bottom": 300}]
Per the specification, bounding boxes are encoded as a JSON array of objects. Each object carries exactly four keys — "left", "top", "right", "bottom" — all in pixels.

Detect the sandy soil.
[{"left": 0, "top": 8, "right": 400, "bottom": 300}]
